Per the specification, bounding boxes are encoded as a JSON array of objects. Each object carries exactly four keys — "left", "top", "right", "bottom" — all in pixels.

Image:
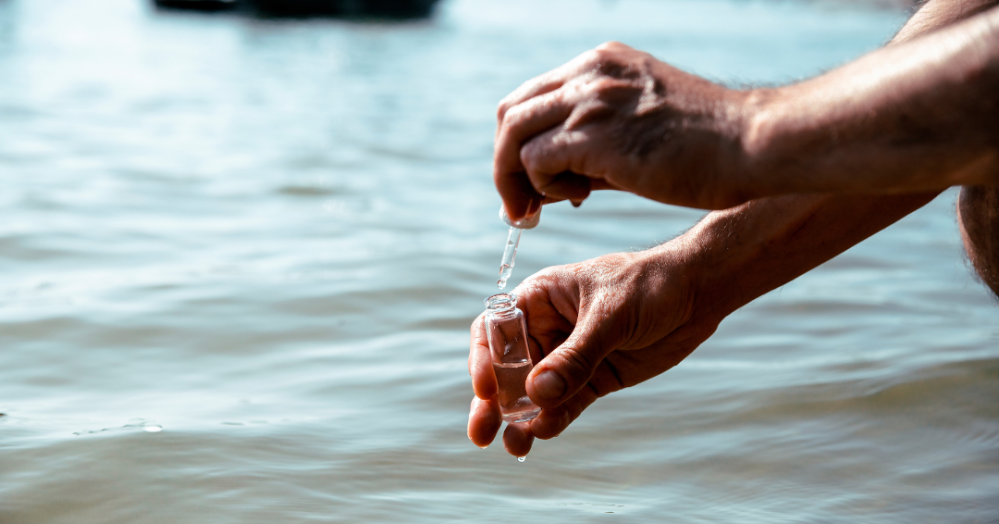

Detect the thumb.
[{"left": 526, "top": 309, "right": 620, "bottom": 408}]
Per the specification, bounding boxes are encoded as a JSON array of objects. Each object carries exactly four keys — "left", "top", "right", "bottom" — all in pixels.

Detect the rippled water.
[{"left": 1, "top": 0, "right": 997, "bottom": 521}]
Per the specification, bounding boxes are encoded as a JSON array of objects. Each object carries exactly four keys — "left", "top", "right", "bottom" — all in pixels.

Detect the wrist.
[
  {"left": 734, "top": 86, "right": 785, "bottom": 202},
  {"left": 697, "top": 86, "right": 766, "bottom": 209},
  {"left": 636, "top": 232, "right": 730, "bottom": 330},
  {"left": 664, "top": 207, "right": 772, "bottom": 325}
]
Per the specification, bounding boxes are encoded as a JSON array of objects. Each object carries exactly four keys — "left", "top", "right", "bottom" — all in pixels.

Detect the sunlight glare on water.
[{"left": 0, "top": 0, "right": 997, "bottom": 522}]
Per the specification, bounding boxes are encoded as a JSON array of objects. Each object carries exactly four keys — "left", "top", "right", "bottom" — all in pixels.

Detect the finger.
[
  {"left": 495, "top": 172, "right": 544, "bottom": 227},
  {"left": 495, "top": 79, "right": 598, "bottom": 223},
  {"left": 495, "top": 64, "right": 575, "bottom": 126},
  {"left": 513, "top": 277, "right": 574, "bottom": 355},
  {"left": 495, "top": 87, "right": 579, "bottom": 186},
  {"left": 469, "top": 314, "right": 497, "bottom": 400},
  {"left": 468, "top": 396, "right": 502, "bottom": 448},
  {"left": 520, "top": 127, "right": 598, "bottom": 202},
  {"left": 542, "top": 195, "right": 568, "bottom": 206},
  {"left": 530, "top": 334, "right": 706, "bottom": 441},
  {"left": 529, "top": 358, "right": 621, "bottom": 440},
  {"left": 496, "top": 42, "right": 624, "bottom": 124},
  {"left": 530, "top": 404, "right": 570, "bottom": 440},
  {"left": 589, "top": 179, "right": 620, "bottom": 191},
  {"left": 537, "top": 171, "right": 592, "bottom": 202},
  {"left": 502, "top": 421, "right": 535, "bottom": 458},
  {"left": 496, "top": 81, "right": 563, "bottom": 128},
  {"left": 525, "top": 306, "right": 621, "bottom": 409}
]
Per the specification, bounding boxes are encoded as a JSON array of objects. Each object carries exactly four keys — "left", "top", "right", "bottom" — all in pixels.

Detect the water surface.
[{"left": 1, "top": 0, "right": 997, "bottom": 522}]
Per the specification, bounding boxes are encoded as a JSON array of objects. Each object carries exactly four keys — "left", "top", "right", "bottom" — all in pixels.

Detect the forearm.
[
  {"left": 670, "top": 1, "right": 992, "bottom": 323},
  {"left": 895, "top": 0, "right": 999, "bottom": 42},
  {"left": 671, "top": 192, "right": 941, "bottom": 323},
  {"left": 739, "top": 5, "right": 999, "bottom": 198}
]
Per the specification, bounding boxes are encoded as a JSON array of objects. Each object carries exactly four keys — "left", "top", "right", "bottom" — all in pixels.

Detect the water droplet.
[
  {"left": 144, "top": 425, "right": 163, "bottom": 433},
  {"left": 517, "top": 456, "right": 525, "bottom": 462}
]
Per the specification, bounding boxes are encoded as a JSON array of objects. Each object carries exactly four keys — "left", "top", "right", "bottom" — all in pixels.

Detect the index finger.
[
  {"left": 495, "top": 47, "right": 599, "bottom": 125},
  {"left": 494, "top": 87, "right": 585, "bottom": 222},
  {"left": 496, "top": 70, "right": 566, "bottom": 127}
]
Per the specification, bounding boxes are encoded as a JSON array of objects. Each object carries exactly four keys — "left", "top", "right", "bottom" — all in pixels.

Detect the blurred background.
[{"left": 1, "top": 0, "right": 997, "bottom": 522}]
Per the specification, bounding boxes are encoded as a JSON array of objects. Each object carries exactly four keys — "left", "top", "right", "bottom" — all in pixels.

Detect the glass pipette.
[{"left": 497, "top": 226, "right": 522, "bottom": 290}]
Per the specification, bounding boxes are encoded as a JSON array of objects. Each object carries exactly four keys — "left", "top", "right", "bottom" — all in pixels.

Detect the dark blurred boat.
[
  {"left": 251, "top": 0, "right": 438, "bottom": 17},
  {"left": 152, "top": 0, "right": 439, "bottom": 18},
  {"left": 154, "top": 0, "right": 239, "bottom": 11}
]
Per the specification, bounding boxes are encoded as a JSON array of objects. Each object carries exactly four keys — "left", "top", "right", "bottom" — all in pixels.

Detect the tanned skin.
[{"left": 469, "top": 0, "right": 999, "bottom": 458}]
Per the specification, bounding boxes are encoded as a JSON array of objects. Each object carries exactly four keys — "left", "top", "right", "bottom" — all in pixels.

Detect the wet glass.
[
  {"left": 483, "top": 293, "right": 541, "bottom": 423},
  {"left": 496, "top": 206, "right": 540, "bottom": 289}
]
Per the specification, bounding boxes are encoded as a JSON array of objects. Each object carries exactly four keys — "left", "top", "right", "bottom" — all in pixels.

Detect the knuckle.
[
  {"left": 496, "top": 99, "right": 513, "bottom": 121},
  {"left": 500, "top": 103, "right": 527, "bottom": 133},
  {"left": 521, "top": 265, "right": 566, "bottom": 291},
  {"left": 519, "top": 141, "right": 534, "bottom": 168},
  {"left": 519, "top": 138, "right": 546, "bottom": 170},
  {"left": 587, "top": 77, "right": 619, "bottom": 94},
  {"left": 592, "top": 41, "right": 626, "bottom": 58},
  {"left": 566, "top": 100, "right": 612, "bottom": 130},
  {"left": 558, "top": 346, "right": 595, "bottom": 382},
  {"left": 562, "top": 395, "right": 586, "bottom": 422},
  {"left": 581, "top": 48, "right": 605, "bottom": 65},
  {"left": 594, "top": 41, "right": 621, "bottom": 53},
  {"left": 585, "top": 80, "right": 639, "bottom": 108}
]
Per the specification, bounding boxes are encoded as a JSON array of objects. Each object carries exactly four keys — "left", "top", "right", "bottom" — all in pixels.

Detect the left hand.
[{"left": 494, "top": 41, "right": 750, "bottom": 223}]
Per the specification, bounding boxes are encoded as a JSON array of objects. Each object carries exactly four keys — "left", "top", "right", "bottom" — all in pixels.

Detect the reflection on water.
[{"left": 1, "top": 0, "right": 997, "bottom": 522}]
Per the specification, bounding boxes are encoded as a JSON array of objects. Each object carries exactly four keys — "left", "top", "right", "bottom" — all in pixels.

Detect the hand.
[
  {"left": 466, "top": 245, "right": 721, "bottom": 457},
  {"left": 494, "top": 41, "right": 751, "bottom": 222}
]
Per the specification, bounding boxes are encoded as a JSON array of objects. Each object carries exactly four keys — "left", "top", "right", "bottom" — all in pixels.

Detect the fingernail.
[{"left": 533, "top": 370, "right": 566, "bottom": 401}]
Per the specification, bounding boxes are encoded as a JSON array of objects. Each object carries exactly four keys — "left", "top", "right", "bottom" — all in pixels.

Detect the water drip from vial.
[
  {"left": 518, "top": 456, "right": 526, "bottom": 462},
  {"left": 497, "top": 226, "right": 522, "bottom": 290}
]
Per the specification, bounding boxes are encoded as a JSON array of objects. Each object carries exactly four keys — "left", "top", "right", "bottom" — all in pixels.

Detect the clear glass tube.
[
  {"left": 496, "top": 205, "right": 540, "bottom": 290},
  {"left": 497, "top": 226, "right": 521, "bottom": 290},
  {"left": 483, "top": 293, "right": 541, "bottom": 423}
]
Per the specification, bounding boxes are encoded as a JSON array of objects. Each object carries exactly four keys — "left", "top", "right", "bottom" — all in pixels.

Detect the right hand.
[{"left": 467, "top": 245, "right": 723, "bottom": 457}]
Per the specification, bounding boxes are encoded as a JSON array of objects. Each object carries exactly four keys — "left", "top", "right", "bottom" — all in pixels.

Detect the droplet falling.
[
  {"left": 517, "top": 456, "right": 526, "bottom": 462},
  {"left": 497, "top": 226, "right": 522, "bottom": 290}
]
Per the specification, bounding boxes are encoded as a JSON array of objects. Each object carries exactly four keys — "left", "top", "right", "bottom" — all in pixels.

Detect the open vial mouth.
[{"left": 484, "top": 293, "right": 517, "bottom": 312}]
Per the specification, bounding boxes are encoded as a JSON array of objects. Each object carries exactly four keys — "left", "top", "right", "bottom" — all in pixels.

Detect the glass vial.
[{"left": 483, "top": 293, "right": 542, "bottom": 423}]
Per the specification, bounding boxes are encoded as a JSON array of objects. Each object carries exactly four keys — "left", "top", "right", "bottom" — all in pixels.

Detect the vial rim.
[{"left": 484, "top": 293, "right": 518, "bottom": 311}]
